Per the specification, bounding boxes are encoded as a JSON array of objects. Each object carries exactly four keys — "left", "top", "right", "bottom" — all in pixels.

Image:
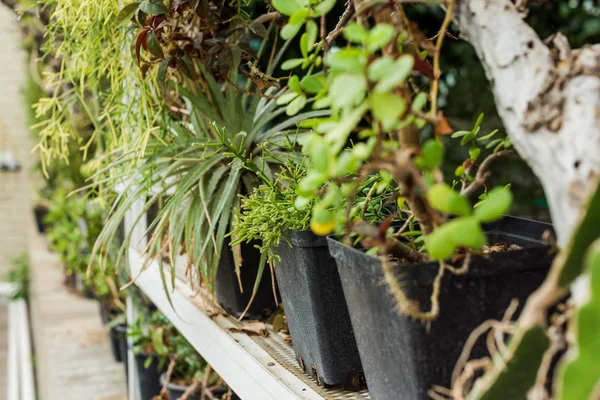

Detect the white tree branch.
[{"left": 454, "top": 0, "right": 600, "bottom": 247}]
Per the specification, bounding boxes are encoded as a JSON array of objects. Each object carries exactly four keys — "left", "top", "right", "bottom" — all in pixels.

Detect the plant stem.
[{"left": 430, "top": 0, "right": 456, "bottom": 121}]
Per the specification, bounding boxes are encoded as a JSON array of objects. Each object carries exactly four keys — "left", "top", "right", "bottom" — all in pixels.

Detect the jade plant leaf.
[
  {"left": 427, "top": 183, "right": 471, "bottom": 217},
  {"left": 474, "top": 187, "right": 513, "bottom": 222}
]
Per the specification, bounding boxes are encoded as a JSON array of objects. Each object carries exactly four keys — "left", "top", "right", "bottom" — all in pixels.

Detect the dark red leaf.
[{"left": 412, "top": 55, "right": 434, "bottom": 78}]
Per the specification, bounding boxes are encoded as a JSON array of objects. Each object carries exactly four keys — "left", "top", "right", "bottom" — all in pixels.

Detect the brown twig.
[
  {"left": 461, "top": 150, "right": 511, "bottom": 197},
  {"left": 160, "top": 358, "right": 177, "bottom": 398},
  {"left": 360, "top": 184, "right": 377, "bottom": 219},
  {"left": 430, "top": 0, "right": 456, "bottom": 120},
  {"left": 180, "top": 377, "right": 203, "bottom": 400},
  {"left": 253, "top": 11, "right": 282, "bottom": 24},
  {"left": 323, "top": 1, "right": 354, "bottom": 48}
]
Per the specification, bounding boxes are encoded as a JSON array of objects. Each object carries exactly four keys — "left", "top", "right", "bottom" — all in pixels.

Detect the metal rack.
[{"left": 128, "top": 249, "right": 370, "bottom": 400}]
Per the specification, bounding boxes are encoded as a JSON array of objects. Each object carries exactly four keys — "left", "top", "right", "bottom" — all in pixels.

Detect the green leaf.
[
  {"left": 485, "top": 138, "right": 503, "bottom": 149},
  {"left": 281, "top": 23, "right": 302, "bottom": 40},
  {"left": 313, "top": 0, "right": 336, "bottom": 16},
  {"left": 286, "top": 94, "right": 307, "bottom": 116},
  {"left": 146, "top": 30, "right": 164, "bottom": 58},
  {"left": 344, "top": 22, "right": 368, "bottom": 44},
  {"left": 449, "top": 217, "right": 486, "bottom": 248},
  {"left": 325, "top": 48, "right": 366, "bottom": 73},
  {"left": 474, "top": 187, "right": 513, "bottom": 222},
  {"left": 300, "top": 33, "right": 309, "bottom": 58},
  {"left": 370, "top": 92, "right": 406, "bottom": 130},
  {"left": 311, "top": 142, "right": 330, "bottom": 174},
  {"left": 289, "top": 75, "right": 302, "bottom": 93},
  {"left": 117, "top": 2, "right": 140, "bottom": 23},
  {"left": 374, "top": 55, "right": 414, "bottom": 93},
  {"left": 305, "top": 20, "right": 318, "bottom": 51},
  {"left": 469, "top": 146, "right": 481, "bottom": 161},
  {"left": 412, "top": 92, "right": 428, "bottom": 112},
  {"left": 277, "top": 92, "right": 299, "bottom": 105},
  {"left": 425, "top": 228, "right": 456, "bottom": 260},
  {"left": 427, "top": 183, "right": 471, "bottom": 216},
  {"left": 139, "top": 0, "right": 168, "bottom": 15},
  {"left": 329, "top": 74, "right": 367, "bottom": 110},
  {"left": 298, "top": 171, "right": 327, "bottom": 196},
  {"left": 272, "top": 0, "right": 302, "bottom": 16},
  {"left": 477, "top": 129, "right": 499, "bottom": 142},
  {"left": 367, "top": 55, "right": 395, "bottom": 81},
  {"left": 325, "top": 102, "right": 369, "bottom": 153},
  {"left": 416, "top": 139, "right": 444, "bottom": 170},
  {"left": 289, "top": 8, "right": 309, "bottom": 25},
  {"left": 455, "top": 165, "right": 465, "bottom": 176},
  {"left": 473, "top": 113, "right": 485, "bottom": 132},
  {"left": 301, "top": 75, "right": 324, "bottom": 93},
  {"left": 367, "top": 24, "right": 395, "bottom": 53},
  {"left": 151, "top": 327, "right": 169, "bottom": 355},
  {"left": 451, "top": 130, "right": 470, "bottom": 138},
  {"left": 558, "top": 240, "right": 600, "bottom": 400},
  {"left": 281, "top": 58, "right": 304, "bottom": 70}
]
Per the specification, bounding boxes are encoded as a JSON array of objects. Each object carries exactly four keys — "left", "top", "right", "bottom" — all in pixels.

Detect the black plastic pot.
[
  {"left": 135, "top": 352, "right": 166, "bottom": 400},
  {"left": 327, "top": 216, "right": 554, "bottom": 400},
  {"left": 159, "top": 373, "right": 237, "bottom": 400},
  {"left": 274, "top": 230, "right": 364, "bottom": 388},
  {"left": 33, "top": 205, "right": 48, "bottom": 233},
  {"left": 109, "top": 323, "right": 128, "bottom": 363},
  {"left": 99, "top": 299, "right": 121, "bottom": 325},
  {"left": 215, "top": 237, "right": 277, "bottom": 319}
]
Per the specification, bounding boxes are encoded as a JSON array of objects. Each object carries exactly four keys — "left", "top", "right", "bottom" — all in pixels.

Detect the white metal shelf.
[{"left": 128, "top": 249, "right": 370, "bottom": 400}]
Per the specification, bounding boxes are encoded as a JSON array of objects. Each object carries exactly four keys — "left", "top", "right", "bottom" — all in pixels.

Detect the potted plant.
[
  {"left": 231, "top": 164, "right": 365, "bottom": 388},
  {"left": 128, "top": 309, "right": 173, "bottom": 400},
  {"left": 159, "top": 330, "right": 237, "bottom": 400},
  {"left": 93, "top": 1, "right": 327, "bottom": 319},
  {"left": 268, "top": 1, "right": 556, "bottom": 398}
]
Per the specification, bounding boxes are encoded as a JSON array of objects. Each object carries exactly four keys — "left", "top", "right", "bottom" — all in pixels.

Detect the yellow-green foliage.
[{"left": 31, "top": 0, "right": 162, "bottom": 175}]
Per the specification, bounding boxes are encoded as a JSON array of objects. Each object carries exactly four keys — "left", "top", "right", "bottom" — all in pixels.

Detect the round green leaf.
[
  {"left": 367, "top": 24, "right": 395, "bottom": 53},
  {"left": 311, "top": 142, "right": 330, "bottom": 174},
  {"left": 374, "top": 55, "right": 414, "bottom": 93},
  {"left": 427, "top": 183, "right": 471, "bottom": 217},
  {"left": 343, "top": 22, "right": 368, "bottom": 44},
  {"left": 300, "top": 75, "right": 324, "bottom": 93},
  {"left": 313, "top": 0, "right": 336, "bottom": 16},
  {"left": 370, "top": 92, "right": 406, "bottom": 130},
  {"left": 281, "top": 22, "right": 302, "bottom": 40},
  {"left": 276, "top": 92, "right": 299, "bottom": 105},
  {"left": 289, "top": 75, "right": 302, "bottom": 93},
  {"left": 474, "top": 187, "right": 513, "bottom": 222},
  {"left": 367, "top": 55, "right": 395, "bottom": 81},
  {"left": 286, "top": 94, "right": 307, "bottom": 116},
  {"left": 325, "top": 48, "right": 366, "bottom": 73},
  {"left": 272, "top": 0, "right": 302, "bottom": 16},
  {"left": 329, "top": 74, "right": 367, "bottom": 110},
  {"left": 425, "top": 229, "right": 456, "bottom": 260},
  {"left": 281, "top": 58, "right": 304, "bottom": 70}
]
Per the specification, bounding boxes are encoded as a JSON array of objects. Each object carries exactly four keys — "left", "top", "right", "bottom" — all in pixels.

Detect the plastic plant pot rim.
[
  {"left": 327, "top": 216, "right": 553, "bottom": 285},
  {"left": 281, "top": 229, "right": 328, "bottom": 248}
]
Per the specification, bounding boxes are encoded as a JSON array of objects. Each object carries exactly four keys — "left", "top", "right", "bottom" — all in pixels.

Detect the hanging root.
[
  {"left": 444, "top": 299, "right": 520, "bottom": 398},
  {"left": 379, "top": 256, "right": 445, "bottom": 321}
]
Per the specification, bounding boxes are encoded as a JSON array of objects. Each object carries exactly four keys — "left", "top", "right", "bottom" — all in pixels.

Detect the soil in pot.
[
  {"left": 274, "top": 230, "right": 364, "bottom": 388},
  {"left": 159, "top": 373, "right": 239, "bottom": 400},
  {"left": 215, "top": 236, "right": 277, "bottom": 319},
  {"left": 327, "top": 216, "right": 554, "bottom": 400},
  {"left": 135, "top": 352, "right": 166, "bottom": 400}
]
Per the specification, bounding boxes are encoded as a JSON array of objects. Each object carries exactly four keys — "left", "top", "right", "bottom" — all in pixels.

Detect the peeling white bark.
[{"left": 455, "top": 0, "right": 600, "bottom": 247}]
